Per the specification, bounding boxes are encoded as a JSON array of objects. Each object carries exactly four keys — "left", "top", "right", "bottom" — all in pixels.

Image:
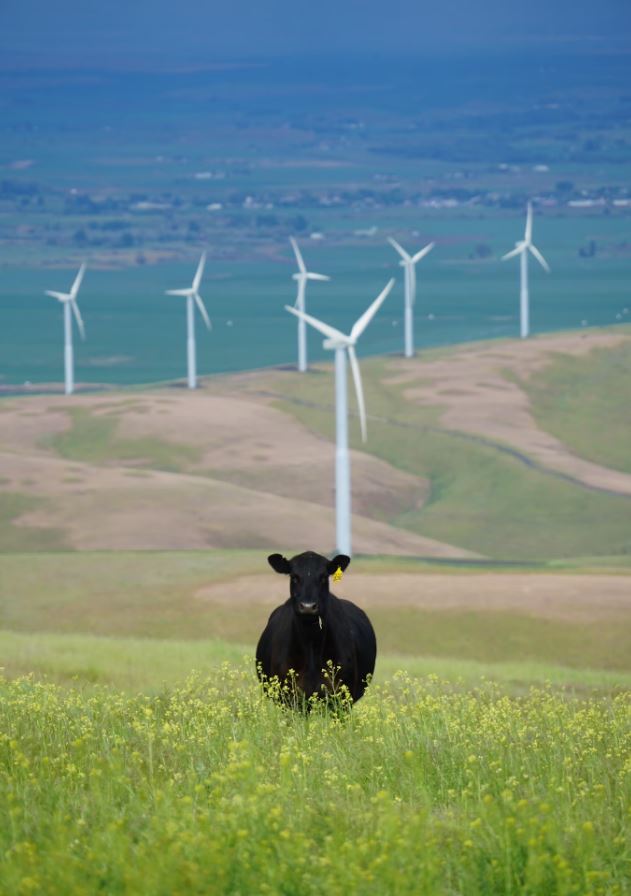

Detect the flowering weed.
[{"left": 0, "top": 665, "right": 629, "bottom": 895}]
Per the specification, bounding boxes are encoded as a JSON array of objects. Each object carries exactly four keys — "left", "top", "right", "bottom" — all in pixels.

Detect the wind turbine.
[
  {"left": 45, "top": 263, "right": 86, "bottom": 395},
  {"left": 388, "top": 237, "right": 434, "bottom": 358},
  {"left": 286, "top": 278, "right": 394, "bottom": 556},
  {"left": 501, "top": 203, "right": 550, "bottom": 339},
  {"left": 165, "top": 252, "right": 211, "bottom": 389},
  {"left": 289, "top": 237, "right": 330, "bottom": 372}
]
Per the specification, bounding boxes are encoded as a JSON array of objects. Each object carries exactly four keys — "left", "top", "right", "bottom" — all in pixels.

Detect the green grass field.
[
  {"left": 525, "top": 341, "right": 631, "bottom": 476},
  {"left": 44, "top": 407, "right": 202, "bottom": 472},
  {"left": 1, "top": 549, "right": 630, "bottom": 894},
  {"left": 1, "top": 665, "right": 629, "bottom": 895},
  {"left": 2, "top": 551, "right": 631, "bottom": 681}
]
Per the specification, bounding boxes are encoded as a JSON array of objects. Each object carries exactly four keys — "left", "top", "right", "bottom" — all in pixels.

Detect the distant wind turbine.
[
  {"left": 289, "top": 237, "right": 330, "bottom": 372},
  {"left": 45, "top": 263, "right": 86, "bottom": 395},
  {"left": 165, "top": 252, "right": 211, "bottom": 389},
  {"left": 388, "top": 237, "right": 434, "bottom": 358},
  {"left": 286, "top": 278, "right": 394, "bottom": 555},
  {"left": 501, "top": 203, "right": 550, "bottom": 339}
]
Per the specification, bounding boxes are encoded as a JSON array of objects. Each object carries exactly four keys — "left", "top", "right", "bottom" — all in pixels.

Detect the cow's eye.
[{"left": 291, "top": 575, "right": 300, "bottom": 586}]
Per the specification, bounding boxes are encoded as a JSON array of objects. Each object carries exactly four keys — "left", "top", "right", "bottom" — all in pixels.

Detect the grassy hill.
[{"left": 1, "top": 326, "right": 630, "bottom": 562}]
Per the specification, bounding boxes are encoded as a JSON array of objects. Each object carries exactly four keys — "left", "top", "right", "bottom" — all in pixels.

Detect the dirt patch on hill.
[
  {"left": 385, "top": 330, "right": 631, "bottom": 496},
  {"left": 0, "top": 390, "right": 429, "bottom": 524},
  {"left": 2, "top": 451, "right": 475, "bottom": 557},
  {"left": 196, "top": 572, "right": 631, "bottom": 623}
]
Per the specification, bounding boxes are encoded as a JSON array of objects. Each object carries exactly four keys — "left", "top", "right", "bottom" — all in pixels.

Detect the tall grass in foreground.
[{"left": 1, "top": 666, "right": 629, "bottom": 895}]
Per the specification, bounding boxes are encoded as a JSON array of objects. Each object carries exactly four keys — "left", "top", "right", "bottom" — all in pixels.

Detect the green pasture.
[
  {"left": 1, "top": 551, "right": 631, "bottom": 689},
  {"left": 44, "top": 406, "right": 202, "bottom": 472},
  {"left": 1, "top": 629, "right": 631, "bottom": 696},
  {"left": 0, "top": 494, "right": 67, "bottom": 552},
  {"left": 1, "top": 546, "right": 630, "bottom": 893},
  {"left": 525, "top": 340, "right": 631, "bottom": 475},
  {"left": 0, "top": 667, "right": 628, "bottom": 895}
]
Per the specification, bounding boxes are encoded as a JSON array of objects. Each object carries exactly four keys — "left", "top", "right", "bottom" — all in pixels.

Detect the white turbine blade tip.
[
  {"left": 412, "top": 242, "right": 435, "bottom": 264},
  {"left": 193, "top": 252, "right": 206, "bottom": 291},
  {"left": 350, "top": 278, "right": 395, "bottom": 342},
  {"left": 347, "top": 346, "right": 367, "bottom": 442},
  {"left": 307, "top": 272, "right": 330, "bottom": 282},
  {"left": 71, "top": 300, "right": 85, "bottom": 340},
  {"left": 70, "top": 263, "right": 86, "bottom": 298},
  {"left": 195, "top": 293, "right": 212, "bottom": 330},
  {"left": 525, "top": 202, "right": 533, "bottom": 242},
  {"left": 290, "top": 237, "right": 306, "bottom": 273},
  {"left": 529, "top": 243, "right": 550, "bottom": 272}
]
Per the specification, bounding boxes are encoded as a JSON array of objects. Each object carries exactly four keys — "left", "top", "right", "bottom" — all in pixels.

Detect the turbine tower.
[
  {"left": 388, "top": 237, "right": 434, "bottom": 358},
  {"left": 45, "top": 263, "right": 86, "bottom": 395},
  {"left": 165, "top": 253, "right": 211, "bottom": 389},
  {"left": 501, "top": 203, "right": 550, "bottom": 339},
  {"left": 289, "top": 237, "right": 330, "bottom": 372},
  {"left": 286, "top": 278, "right": 394, "bottom": 555}
]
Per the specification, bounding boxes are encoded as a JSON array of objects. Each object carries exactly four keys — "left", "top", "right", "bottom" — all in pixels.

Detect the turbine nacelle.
[
  {"left": 388, "top": 237, "right": 435, "bottom": 267},
  {"left": 290, "top": 237, "right": 331, "bottom": 297},
  {"left": 323, "top": 337, "right": 349, "bottom": 350},
  {"left": 165, "top": 253, "right": 211, "bottom": 330},
  {"left": 501, "top": 205, "right": 550, "bottom": 273},
  {"left": 44, "top": 263, "right": 87, "bottom": 340},
  {"left": 285, "top": 278, "right": 394, "bottom": 442}
]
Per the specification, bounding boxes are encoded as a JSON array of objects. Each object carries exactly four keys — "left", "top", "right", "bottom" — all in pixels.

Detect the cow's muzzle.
[{"left": 298, "top": 601, "right": 318, "bottom": 615}]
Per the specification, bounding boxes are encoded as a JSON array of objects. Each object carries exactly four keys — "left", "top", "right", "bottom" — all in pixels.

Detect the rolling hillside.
[{"left": 1, "top": 325, "right": 630, "bottom": 561}]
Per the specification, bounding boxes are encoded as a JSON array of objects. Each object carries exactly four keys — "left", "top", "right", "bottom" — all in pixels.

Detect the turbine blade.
[
  {"left": 349, "top": 278, "right": 395, "bottom": 342},
  {"left": 194, "top": 292, "right": 212, "bottom": 330},
  {"left": 290, "top": 237, "right": 306, "bottom": 273},
  {"left": 529, "top": 243, "right": 550, "bottom": 273},
  {"left": 347, "top": 345, "right": 367, "bottom": 443},
  {"left": 193, "top": 252, "right": 206, "bottom": 292},
  {"left": 285, "top": 305, "right": 348, "bottom": 344},
  {"left": 71, "top": 300, "right": 85, "bottom": 340},
  {"left": 306, "top": 272, "right": 330, "bottom": 282},
  {"left": 70, "top": 263, "right": 86, "bottom": 299},
  {"left": 525, "top": 202, "right": 533, "bottom": 243},
  {"left": 411, "top": 241, "right": 435, "bottom": 264},
  {"left": 165, "top": 288, "right": 193, "bottom": 296},
  {"left": 387, "top": 237, "right": 411, "bottom": 261},
  {"left": 45, "top": 290, "right": 69, "bottom": 302},
  {"left": 501, "top": 243, "right": 525, "bottom": 262}
]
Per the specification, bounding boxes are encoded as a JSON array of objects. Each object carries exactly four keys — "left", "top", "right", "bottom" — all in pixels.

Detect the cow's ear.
[
  {"left": 328, "top": 554, "right": 351, "bottom": 575},
  {"left": 268, "top": 553, "right": 291, "bottom": 575}
]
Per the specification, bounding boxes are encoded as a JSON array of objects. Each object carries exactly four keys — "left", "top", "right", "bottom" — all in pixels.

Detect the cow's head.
[{"left": 268, "top": 550, "right": 351, "bottom": 619}]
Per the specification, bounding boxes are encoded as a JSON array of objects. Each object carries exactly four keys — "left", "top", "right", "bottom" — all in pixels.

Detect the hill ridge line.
[{"left": 255, "top": 390, "right": 631, "bottom": 501}]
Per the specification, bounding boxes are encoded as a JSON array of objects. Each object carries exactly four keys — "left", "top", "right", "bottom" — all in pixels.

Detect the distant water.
[
  {"left": 1, "top": 50, "right": 630, "bottom": 389},
  {"left": 1, "top": 246, "right": 629, "bottom": 389}
]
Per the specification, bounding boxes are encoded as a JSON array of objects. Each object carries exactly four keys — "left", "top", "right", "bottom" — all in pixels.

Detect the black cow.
[{"left": 256, "top": 550, "right": 376, "bottom": 707}]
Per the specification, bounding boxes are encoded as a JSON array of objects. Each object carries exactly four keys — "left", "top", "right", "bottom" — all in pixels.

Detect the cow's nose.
[{"left": 299, "top": 601, "right": 318, "bottom": 614}]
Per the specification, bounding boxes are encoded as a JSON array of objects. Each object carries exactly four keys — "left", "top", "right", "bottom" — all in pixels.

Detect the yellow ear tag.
[{"left": 332, "top": 567, "right": 343, "bottom": 583}]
